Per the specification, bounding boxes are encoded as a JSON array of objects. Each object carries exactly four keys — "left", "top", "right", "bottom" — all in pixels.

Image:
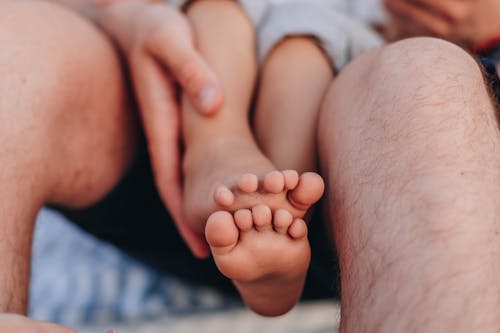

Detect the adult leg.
[
  {"left": 0, "top": 0, "right": 137, "bottom": 312},
  {"left": 319, "top": 38, "right": 500, "bottom": 332}
]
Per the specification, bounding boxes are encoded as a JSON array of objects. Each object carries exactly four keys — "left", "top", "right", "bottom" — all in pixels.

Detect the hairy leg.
[
  {"left": 319, "top": 38, "right": 500, "bottom": 332},
  {"left": 0, "top": 0, "right": 137, "bottom": 312},
  {"left": 254, "top": 37, "right": 333, "bottom": 172}
]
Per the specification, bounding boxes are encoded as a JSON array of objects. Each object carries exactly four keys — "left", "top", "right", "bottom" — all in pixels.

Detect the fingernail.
[{"left": 199, "top": 85, "right": 217, "bottom": 112}]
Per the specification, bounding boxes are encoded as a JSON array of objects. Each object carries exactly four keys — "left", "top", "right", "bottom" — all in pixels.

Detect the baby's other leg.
[{"left": 254, "top": 37, "right": 333, "bottom": 172}]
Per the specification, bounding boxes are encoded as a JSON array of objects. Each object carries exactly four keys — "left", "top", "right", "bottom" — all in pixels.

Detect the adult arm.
[{"left": 384, "top": 0, "right": 500, "bottom": 48}]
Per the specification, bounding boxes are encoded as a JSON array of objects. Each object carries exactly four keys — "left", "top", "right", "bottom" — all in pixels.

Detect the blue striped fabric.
[{"left": 29, "top": 209, "right": 239, "bottom": 327}]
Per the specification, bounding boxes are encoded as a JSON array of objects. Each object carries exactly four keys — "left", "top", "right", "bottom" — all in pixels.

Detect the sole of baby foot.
[{"left": 205, "top": 204, "right": 310, "bottom": 316}]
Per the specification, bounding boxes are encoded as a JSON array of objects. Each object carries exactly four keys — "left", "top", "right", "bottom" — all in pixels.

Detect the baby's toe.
[
  {"left": 288, "top": 218, "right": 308, "bottom": 240},
  {"left": 263, "top": 171, "right": 285, "bottom": 194},
  {"left": 205, "top": 211, "right": 239, "bottom": 254},
  {"left": 288, "top": 172, "right": 325, "bottom": 210},
  {"left": 273, "top": 209, "right": 294, "bottom": 234},
  {"left": 282, "top": 170, "right": 299, "bottom": 190},
  {"left": 252, "top": 204, "right": 273, "bottom": 231},
  {"left": 214, "top": 185, "right": 235, "bottom": 207},
  {"left": 237, "top": 173, "right": 259, "bottom": 193},
  {"left": 234, "top": 209, "right": 253, "bottom": 232}
]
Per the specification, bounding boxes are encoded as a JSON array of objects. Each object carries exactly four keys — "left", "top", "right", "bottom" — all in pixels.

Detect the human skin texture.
[
  {"left": 384, "top": 0, "right": 500, "bottom": 49},
  {"left": 319, "top": 37, "right": 500, "bottom": 332},
  {"left": 0, "top": 0, "right": 221, "bottom": 315},
  {"left": 181, "top": 0, "right": 326, "bottom": 316},
  {"left": 1, "top": 0, "right": 499, "bottom": 331}
]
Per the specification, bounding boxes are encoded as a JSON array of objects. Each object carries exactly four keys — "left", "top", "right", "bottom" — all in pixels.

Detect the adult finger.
[
  {"left": 385, "top": 0, "right": 453, "bottom": 36},
  {"left": 389, "top": 11, "right": 430, "bottom": 37},
  {"left": 413, "top": 0, "right": 472, "bottom": 23},
  {"left": 131, "top": 51, "right": 209, "bottom": 258},
  {"left": 146, "top": 17, "right": 223, "bottom": 116}
]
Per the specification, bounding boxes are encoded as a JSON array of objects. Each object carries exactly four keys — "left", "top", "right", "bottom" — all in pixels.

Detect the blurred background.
[{"left": 30, "top": 209, "right": 339, "bottom": 332}]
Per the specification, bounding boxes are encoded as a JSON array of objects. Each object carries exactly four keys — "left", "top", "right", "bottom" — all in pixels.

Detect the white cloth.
[{"left": 170, "top": 0, "right": 383, "bottom": 70}]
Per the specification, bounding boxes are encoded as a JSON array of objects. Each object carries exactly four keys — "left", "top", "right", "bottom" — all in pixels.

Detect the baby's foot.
[
  {"left": 213, "top": 169, "right": 324, "bottom": 217},
  {"left": 183, "top": 138, "right": 324, "bottom": 234},
  {"left": 205, "top": 204, "right": 310, "bottom": 316}
]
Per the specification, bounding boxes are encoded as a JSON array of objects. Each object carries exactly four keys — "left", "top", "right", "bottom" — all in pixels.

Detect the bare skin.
[
  {"left": 254, "top": 37, "right": 334, "bottom": 173},
  {"left": 182, "top": 0, "right": 325, "bottom": 316},
  {"left": 319, "top": 38, "right": 500, "bottom": 332},
  {"left": 0, "top": 0, "right": 137, "bottom": 313},
  {"left": 0, "top": 0, "right": 220, "bottom": 324},
  {"left": 384, "top": 0, "right": 500, "bottom": 49},
  {"left": 2, "top": 1, "right": 500, "bottom": 332},
  {"left": 0, "top": 0, "right": 326, "bottom": 322},
  {"left": 206, "top": 206, "right": 310, "bottom": 317}
]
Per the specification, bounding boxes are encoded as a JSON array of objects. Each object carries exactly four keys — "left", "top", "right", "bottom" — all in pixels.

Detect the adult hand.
[
  {"left": 384, "top": 0, "right": 500, "bottom": 48},
  {"left": 0, "top": 313, "right": 76, "bottom": 333},
  {"left": 96, "top": 1, "right": 224, "bottom": 258}
]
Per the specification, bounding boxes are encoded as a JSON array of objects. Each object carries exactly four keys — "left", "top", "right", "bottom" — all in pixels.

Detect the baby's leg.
[
  {"left": 182, "top": 1, "right": 323, "bottom": 233},
  {"left": 254, "top": 37, "right": 334, "bottom": 172},
  {"left": 182, "top": 0, "right": 266, "bottom": 231},
  {"left": 182, "top": 1, "right": 324, "bottom": 316}
]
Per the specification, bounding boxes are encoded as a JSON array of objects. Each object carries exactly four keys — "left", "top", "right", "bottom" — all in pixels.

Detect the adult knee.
[
  {"left": 318, "top": 38, "right": 498, "bottom": 218},
  {"left": 319, "top": 37, "right": 492, "bottom": 146},
  {"left": 0, "top": 1, "right": 133, "bottom": 207},
  {"left": 363, "top": 37, "right": 485, "bottom": 109}
]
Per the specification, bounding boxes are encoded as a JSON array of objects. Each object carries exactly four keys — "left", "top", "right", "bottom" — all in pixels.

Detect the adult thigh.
[
  {"left": 0, "top": 0, "right": 139, "bottom": 208},
  {"left": 318, "top": 38, "right": 500, "bottom": 331}
]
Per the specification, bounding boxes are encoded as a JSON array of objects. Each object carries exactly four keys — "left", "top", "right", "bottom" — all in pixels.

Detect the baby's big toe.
[
  {"left": 206, "top": 211, "right": 239, "bottom": 255},
  {"left": 288, "top": 172, "right": 325, "bottom": 210}
]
